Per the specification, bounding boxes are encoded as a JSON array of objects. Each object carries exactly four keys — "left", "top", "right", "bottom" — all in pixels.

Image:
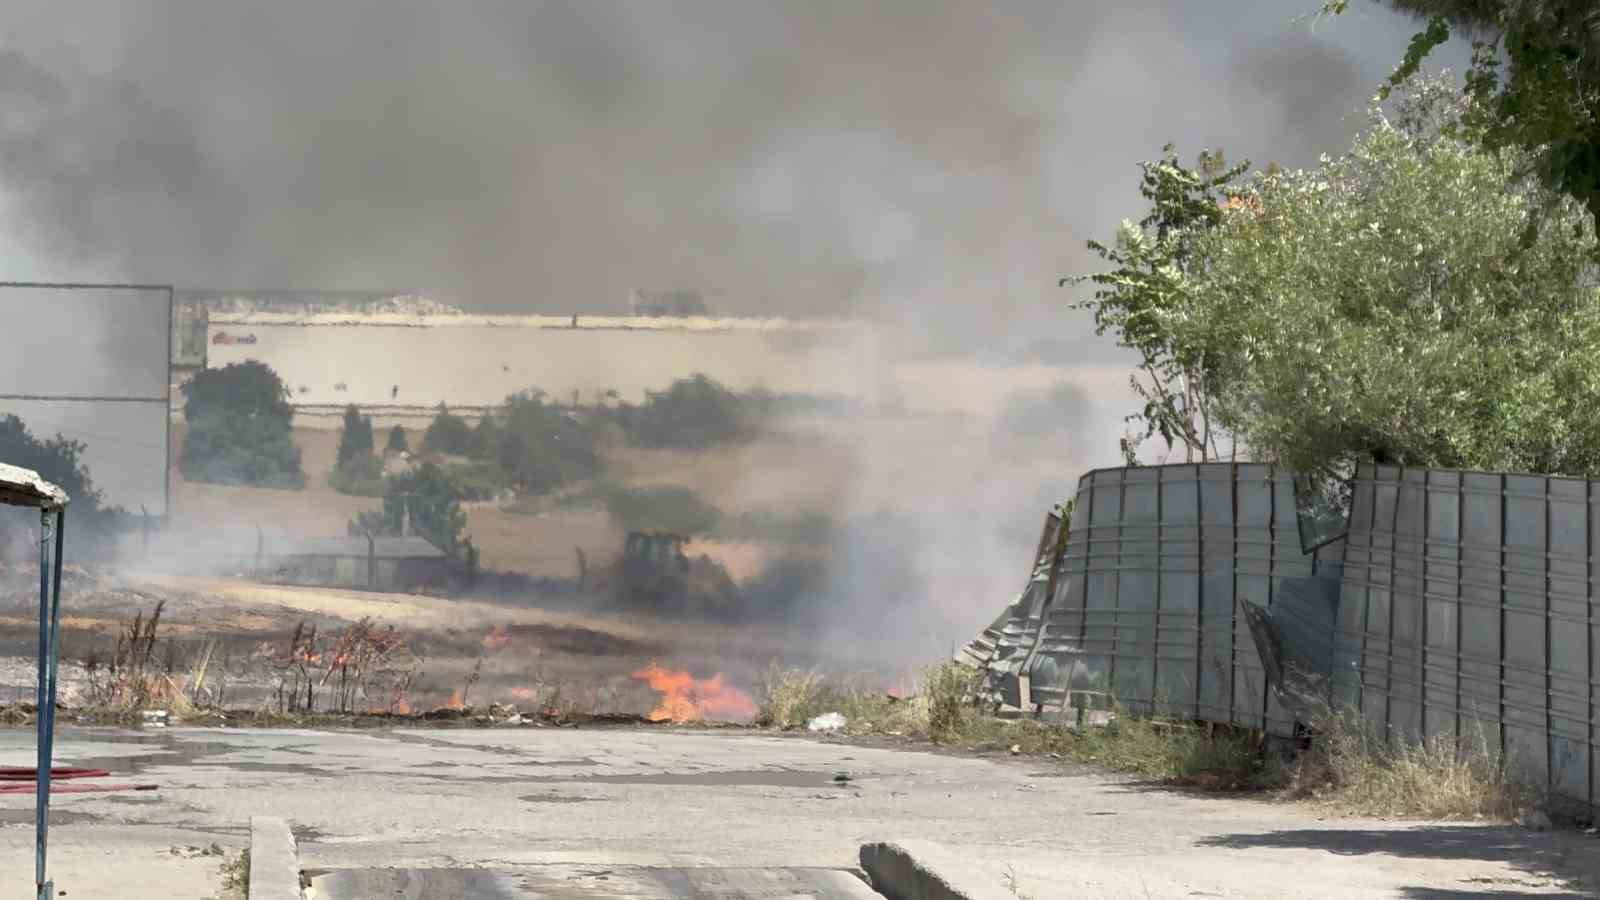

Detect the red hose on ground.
[
  {"left": 0, "top": 782, "right": 157, "bottom": 794},
  {"left": 0, "top": 767, "right": 111, "bottom": 781},
  {"left": 0, "top": 767, "right": 156, "bottom": 793}
]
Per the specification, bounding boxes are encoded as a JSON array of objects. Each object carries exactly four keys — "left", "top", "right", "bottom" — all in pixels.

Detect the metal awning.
[
  {"left": 0, "top": 463, "right": 66, "bottom": 511},
  {"left": 1, "top": 462, "right": 68, "bottom": 900}
]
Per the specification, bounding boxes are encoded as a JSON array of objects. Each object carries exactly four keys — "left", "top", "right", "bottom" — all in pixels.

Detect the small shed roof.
[{"left": 0, "top": 462, "right": 67, "bottom": 510}]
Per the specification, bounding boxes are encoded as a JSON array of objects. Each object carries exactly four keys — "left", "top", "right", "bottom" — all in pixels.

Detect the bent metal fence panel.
[
  {"left": 1333, "top": 464, "right": 1592, "bottom": 812},
  {"left": 968, "top": 464, "right": 1343, "bottom": 733},
  {"left": 967, "top": 461, "right": 1598, "bottom": 812}
]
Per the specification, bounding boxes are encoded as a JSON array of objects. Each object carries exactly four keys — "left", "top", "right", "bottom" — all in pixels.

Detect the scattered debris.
[
  {"left": 808, "top": 712, "right": 847, "bottom": 733},
  {"left": 170, "top": 844, "right": 227, "bottom": 859}
]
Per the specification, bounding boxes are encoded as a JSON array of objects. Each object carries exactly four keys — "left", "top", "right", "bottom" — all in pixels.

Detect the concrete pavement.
[{"left": 0, "top": 725, "right": 1592, "bottom": 898}]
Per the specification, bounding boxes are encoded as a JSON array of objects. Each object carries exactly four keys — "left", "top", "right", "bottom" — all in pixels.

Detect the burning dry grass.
[
  {"left": 81, "top": 601, "right": 195, "bottom": 713},
  {"left": 256, "top": 618, "right": 419, "bottom": 715},
  {"left": 631, "top": 663, "right": 757, "bottom": 722}
]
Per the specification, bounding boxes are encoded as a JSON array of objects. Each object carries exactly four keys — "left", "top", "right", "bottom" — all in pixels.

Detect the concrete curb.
[
  {"left": 859, "top": 840, "right": 1012, "bottom": 900},
  {"left": 249, "top": 816, "right": 303, "bottom": 899}
]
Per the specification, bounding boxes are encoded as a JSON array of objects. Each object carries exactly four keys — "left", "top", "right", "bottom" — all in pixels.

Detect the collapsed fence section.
[
  {"left": 975, "top": 464, "right": 1344, "bottom": 735},
  {"left": 964, "top": 460, "right": 1600, "bottom": 813}
]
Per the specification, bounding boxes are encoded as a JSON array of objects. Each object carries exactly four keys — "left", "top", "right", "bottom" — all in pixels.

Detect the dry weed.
[
  {"left": 1282, "top": 702, "right": 1540, "bottom": 820},
  {"left": 754, "top": 663, "right": 825, "bottom": 728}
]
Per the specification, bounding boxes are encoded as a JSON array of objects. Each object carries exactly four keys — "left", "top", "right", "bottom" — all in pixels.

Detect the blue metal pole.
[
  {"left": 39, "top": 509, "right": 66, "bottom": 900},
  {"left": 46, "top": 509, "right": 64, "bottom": 736},
  {"left": 34, "top": 510, "right": 53, "bottom": 899}
]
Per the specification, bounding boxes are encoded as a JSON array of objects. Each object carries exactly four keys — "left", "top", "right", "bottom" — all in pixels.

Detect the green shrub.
[
  {"left": 336, "top": 405, "right": 375, "bottom": 468},
  {"left": 494, "top": 391, "right": 600, "bottom": 494},
  {"left": 441, "top": 461, "right": 505, "bottom": 502},
  {"left": 0, "top": 414, "right": 124, "bottom": 551},
  {"left": 180, "top": 412, "right": 305, "bottom": 489},
  {"left": 422, "top": 404, "right": 474, "bottom": 456},
  {"left": 179, "top": 362, "right": 305, "bottom": 489},
  {"left": 379, "top": 463, "right": 476, "bottom": 565},
  {"left": 622, "top": 374, "right": 747, "bottom": 449},
  {"left": 327, "top": 452, "right": 386, "bottom": 497},
  {"left": 923, "top": 662, "right": 980, "bottom": 742}
]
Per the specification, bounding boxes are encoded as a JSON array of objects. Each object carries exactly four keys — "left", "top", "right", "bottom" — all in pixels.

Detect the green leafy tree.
[
  {"left": 330, "top": 405, "right": 383, "bottom": 496},
  {"left": 179, "top": 361, "right": 305, "bottom": 488},
  {"left": 182, "top": 360, "right": 294, "bottom": 423},
  {"left": 1187, "top": 78, "right": 1600, "bottom": 482},
  {"left": 0, "top": 415, "right": 123, "bottom": 552},
  {"left": 385, "top": 425, "right": 409, "bottom": 455},
  {"left": 1070, "top": 145, "right": 1250, "bottom": 463},
  {"left": 377, "top": 462, "right": 477, "bottom": 566},
  {"left": 335, "top": 405, "right": 375, "bottom": 468},
  {"left": 467, "top": 412, "right": 499, "bottom": 460},
  {"left": 421, "top": 403, "right": 473, "bottom": 456},
  {"left": 0, "top": 415, "right": 104, "bottom": 512},
  {"left": 495, "top": 390, "right": 599, "bottom": 494},
  {"left": 1332, "top": 1, "right": 1600, "bottom": 227},
  {"left": 626, "top": 374, "right": 747, "bottom": 450}
]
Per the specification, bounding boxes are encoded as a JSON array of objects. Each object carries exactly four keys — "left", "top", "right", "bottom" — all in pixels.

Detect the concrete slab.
[
  {"left": 250, "top": 816, "right": 302, "bottom": 900},
  {"left": 0, "top": 727, "right": 1592, "bottom": 899},
  {"left": 308, "top": 865, "right": 882, "bottom": 899}
]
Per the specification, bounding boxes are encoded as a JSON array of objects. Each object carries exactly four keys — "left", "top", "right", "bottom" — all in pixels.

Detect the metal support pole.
[
  {"left": 46, "top": 508, "right": 66, "bottom": 754},
  {"left": 33, "top": 509, "right": 58, "bottom": 900}
]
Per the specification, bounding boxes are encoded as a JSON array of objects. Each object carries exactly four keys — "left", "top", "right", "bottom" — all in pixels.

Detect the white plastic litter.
[{"left": 807, "top": 712, "right": 846, "bottom": 733}]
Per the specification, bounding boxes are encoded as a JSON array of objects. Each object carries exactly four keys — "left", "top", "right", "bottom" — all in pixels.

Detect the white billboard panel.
[{"left": 0, "top": 284, "right": 172, "bottom": 514}]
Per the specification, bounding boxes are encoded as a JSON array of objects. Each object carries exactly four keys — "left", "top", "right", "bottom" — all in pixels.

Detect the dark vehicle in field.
[{"left": 595, "top": 531, "right": 739, "bottom": 618}]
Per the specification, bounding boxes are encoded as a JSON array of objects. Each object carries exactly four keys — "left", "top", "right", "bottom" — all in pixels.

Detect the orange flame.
[
  {"left": 886, "top": 671, "right": 917, "bottom": 700},
  {"left": 482, "top": 626, "right": 512, "bottom": 652},
  {"left": 630, "top": 663, "right": 756, "bottom": 723},
  {"left": 445, "top": 689, "right": 465, "bottom": 710}
]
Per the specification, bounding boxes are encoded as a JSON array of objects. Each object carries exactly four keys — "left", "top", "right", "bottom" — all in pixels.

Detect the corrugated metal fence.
[
  {"left": 968, "top": 461, "right": 1597, "bottom": 812},
  {"left": 1334, "top": 465, "right": 1592, "bottom": 811}
]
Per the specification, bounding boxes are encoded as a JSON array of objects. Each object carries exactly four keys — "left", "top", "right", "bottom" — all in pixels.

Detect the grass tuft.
[
  {"left": 219, "top": 847, "right": 249, "bottom": 895},
  {"left": 1279, "top": 700, "right": 1541, "bottom": 820}
]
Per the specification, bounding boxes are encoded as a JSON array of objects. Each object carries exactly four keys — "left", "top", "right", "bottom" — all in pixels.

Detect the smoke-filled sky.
[{"left": 0, "top": 1, "right": 1463, "bottom": 362}]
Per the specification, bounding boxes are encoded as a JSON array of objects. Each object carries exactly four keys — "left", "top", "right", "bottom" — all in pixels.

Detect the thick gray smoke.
[
  {"left": 0, "top": 2, "right": 1469, "bottom": 665},
  {"left": 0, "top": 1, "right": 1460, "bottom": 355}
]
